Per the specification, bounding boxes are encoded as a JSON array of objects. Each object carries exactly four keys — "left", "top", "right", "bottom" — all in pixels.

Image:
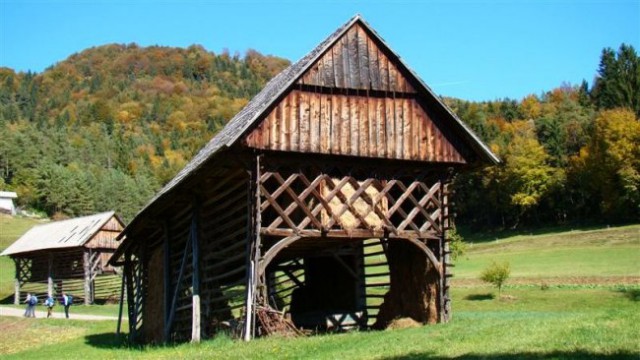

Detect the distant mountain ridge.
[{"left": 0, "top": 43, "right": 290, "bottom": 220}]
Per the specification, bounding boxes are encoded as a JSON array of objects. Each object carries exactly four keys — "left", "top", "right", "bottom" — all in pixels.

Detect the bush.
[
  {"left": 480, "top": 261, "right": 511, "bottom": 296},
  {"left": 448, "top": 228, "right": 467, "bottom": 260}
]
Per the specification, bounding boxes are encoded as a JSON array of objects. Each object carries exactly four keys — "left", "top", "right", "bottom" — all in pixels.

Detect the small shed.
[
  {"left": 1, "top": 211, "right": 124, "bottom": 305},
  {"left": 111, "top": 15, "right": 499, "bottom": 344},
  {"left": 0, "top": 191, "right": 18, "bottom": 215}
]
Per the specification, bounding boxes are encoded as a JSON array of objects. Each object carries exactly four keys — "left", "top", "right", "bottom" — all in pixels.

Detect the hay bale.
[
  {"left": 321, "top": 178, "right": 387, "bottom": 230},
  {"left": 387, "top": 317, "right": 422, "bottom": 330}
]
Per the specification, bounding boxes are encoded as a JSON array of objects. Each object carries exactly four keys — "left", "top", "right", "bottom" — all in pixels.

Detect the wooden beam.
[
  {"left": 162, "top": 221, "right": 171, "bottom": 342},
  {"left": 191, "top": 200, "right": 201, "bottom": 343},
  {"left": 83, "top": 250, "right": 91, "bottom": 305},
  {"left": 116, "top": 273, "right": 125, "bottom": 335}
]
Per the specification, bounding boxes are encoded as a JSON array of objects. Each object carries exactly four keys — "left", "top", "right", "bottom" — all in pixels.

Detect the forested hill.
[
  {"left": 0, "top": 43, "right": 638, "bottom": 229},
  {"left": 0, "top": 44, "right": 290, "bottom": 220}
]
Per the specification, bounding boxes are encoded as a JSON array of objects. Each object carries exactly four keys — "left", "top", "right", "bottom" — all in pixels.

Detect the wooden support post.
[
  {"left": 243, "top": 154, "right": 262, "bottom": 341},
  {"left": 165, "top": 228, "right": 192, "bottom": 341},
  {"left": 116, "top": 272, "right": 125, "bottom": 335},
  {"left": 83, "top": 250, "right": 91, "bottom": 305},
  {"left": 162, "top": 221, "right": 172, "bottom": 343},
  {"left": 13, "top": 258, "right": 20, "bottom": 305},
  {"left": 47, "top": 253, "right": 54, "bottom": 298},
  {"left": 191, "top": 200, "right": 201, "bottom": 343},
  {"left": 124, "top": 252, "right": 137, "bottom": 342}
]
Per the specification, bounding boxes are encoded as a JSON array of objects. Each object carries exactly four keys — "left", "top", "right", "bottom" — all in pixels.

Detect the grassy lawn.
[
  {"left": 454, "top": 224, "right": 640, "bottom": 284},
  {"left": 1, "top": 287, "right": 638, "bottom": 359},
  {"left": 0, "top": 215, "right": 638, "bottom": 358}
]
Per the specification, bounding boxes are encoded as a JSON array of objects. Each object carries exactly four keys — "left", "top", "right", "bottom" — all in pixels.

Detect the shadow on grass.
[
  {"left": 458, "top": 223, "right": 630, "bottom": 244},
  {"left": 616, "top": 288, "right": 640, "bottom": 301},
  {"left": 85, "top": 332, "right": 141, "bottom": 350},
  {"left": 464, "top": 293, "right": 495, "bottom": 301},
  {"left": 384, "top": 350, "right": 639, "bottom": 359},
  {"left": 0, "top": 295, "right": 14, "bottom": 304}
]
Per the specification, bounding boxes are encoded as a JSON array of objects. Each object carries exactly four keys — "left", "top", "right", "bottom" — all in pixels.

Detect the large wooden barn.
[
  {"left": 2, "top": 211, "right": 124, "bottom": 305},
  {"left": 111, "top": 15, "right": 499, "bottom": 344}
]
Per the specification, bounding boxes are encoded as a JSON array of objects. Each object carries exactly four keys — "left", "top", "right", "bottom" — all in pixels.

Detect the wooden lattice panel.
[{"left": 259, "top": 169, "right": 444, "bottom": 238}]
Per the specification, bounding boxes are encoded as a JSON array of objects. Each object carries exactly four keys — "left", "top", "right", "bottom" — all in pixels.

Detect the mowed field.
[{"left": 0, "top": 215, "right": 638, "bottom": 359}]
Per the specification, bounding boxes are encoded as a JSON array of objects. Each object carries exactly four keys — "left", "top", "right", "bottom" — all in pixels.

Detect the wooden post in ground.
[
  {"left": 243, "top": 154, "right": 262, "bottom": 341},
  {"left": 47, "top": 253, "right": 54, "bottom": 298},
  {"left": 83, "top": 250, "right": 91, "bottom": 305},
  {"left": 13, "top": 258, "right": 21, "bottom": 305},
  {"left": 163, "top": 221, "right": 172, "bottom": 343},
  {"left": 191, "top": 200, "right": 201, "bottom": 343},
  {"left": 116, "top": 273, "right": 125, "bottom": 335}
]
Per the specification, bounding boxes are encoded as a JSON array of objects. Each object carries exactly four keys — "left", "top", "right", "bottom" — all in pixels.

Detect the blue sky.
[{"left": 1, "top": 0, "right": 638, "bottom": 101}]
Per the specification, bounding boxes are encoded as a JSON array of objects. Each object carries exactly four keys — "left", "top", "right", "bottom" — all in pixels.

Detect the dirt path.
[{"left": 0, "top": 306, "right": 118, "bottom": 321}]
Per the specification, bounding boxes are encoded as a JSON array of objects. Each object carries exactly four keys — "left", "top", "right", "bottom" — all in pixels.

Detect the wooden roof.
[
  {"left": 1, "top": 211, "right": 123, "bottom": 256},
  {"left": 119, "top": 15, "right": 499, "bottom": 240}
]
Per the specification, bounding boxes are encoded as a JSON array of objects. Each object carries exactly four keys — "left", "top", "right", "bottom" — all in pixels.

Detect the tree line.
[
  {"left": 0, "top": 43, "right": 638, "bottom": 229},
  {"left": 451, "top": 44, "right": 639, "bottom": 229}
]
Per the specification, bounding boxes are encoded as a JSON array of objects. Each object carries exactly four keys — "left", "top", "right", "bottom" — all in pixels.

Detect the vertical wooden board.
[
  {"left": 300, "top": 91, "right": 310, "bottom": 152},
  {"left": 394, "top": 98, "right": 403, "bottom": 159},
  {"left": 310, "top": 94, "right": 320, "bottom": 153},
  {"left": 282, "top": 96, "right": 290, "bottom": 151},
  {"left": 388, "top": 60, "right": 398, "bottom": 93},
  {"left": 411, "top": 100, "right": 420, "bottom": 160},
  {"left": 291, "top": 91, "right": 300, "bottom": 152},
  {"left": 347, "top": 27, "right": 360, "bottom": 89},
  {"left": 435, "top": 126, "right": 442, "bottom": 162},
  {"left": 359, "top": 96, "right": 369, "bottom": 157},
  {"left": 403, "top": 98, "right": 412, "bottom": 160},
  {"left": 379, "top": 49, "right": 389, "bottom": 91},
  {"left": 331, "top": 94, "right": 340, "bottom": 154},
  {"left": 323, "top": 51, "right": 335, "bottom": 88},
  {"left": 341, "top": 35, "right": 351, "bottom": 89},
  {"left": 377, "top": 97, "right": 386, "bottom": 157},
  {"left": 340, "top": 95, "right": 350, "bottom": 154},
  {"left": 350, "top": 95, "right": 359, "bottom": 156},
  {"left": 320, "top": 94, "right": 331, "bottom": 153},
  {"left": 368, "top": 96, "right": 377, "bottom": 157},
  {"left": 385, "top": 97, "right": 395, "bottom": 158},
  {"left": 426, "top": 113, "right": 433, "bottom": 161},
  {"left": 262, "top": 116, "right": 270, "bottom": 149},
  {"left": 333, "top": 45, "right": 344, "bottom": 88},
  {"left": 274, "top": 104, "right": 282, "bottom": 151},
  {"left": 357, "top": 26, "right": 370, "bottom": 89},
  {"left": 368, "top": 37, "right": 380, "bottom": 90},
  {"left": 396, "top": 65, "right": 406, "bottom": 93}
]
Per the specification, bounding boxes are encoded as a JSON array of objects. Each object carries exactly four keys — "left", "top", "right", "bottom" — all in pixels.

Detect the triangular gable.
[
  {"left": 244, "top": 20, "right": 475, "bottom": 163},
  {"left": 299, "top": 23, "right": 415, "bottom": 93}
]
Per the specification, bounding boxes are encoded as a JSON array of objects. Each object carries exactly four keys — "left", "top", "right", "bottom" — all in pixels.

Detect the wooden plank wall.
[
  {"left": 86, "top": 216, "right": 124, "bottom": 250},
  {"left": 300, "top": 23, "right": 414, "bottom": 93},
  {"left": 244, "top": 23, "right": 466, "bottom": 164},
  {"left": 245, "top": 91, "right": 464, "bottom": 163}
]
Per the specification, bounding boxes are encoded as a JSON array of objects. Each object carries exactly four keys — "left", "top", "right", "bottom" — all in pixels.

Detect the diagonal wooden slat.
[
  {"left": 323, "top": 176, "right": 371, "bottom": 230},
  {"left": 272, "top": 172, "right": 324, "bottom": 230},
  {"left": 259, "top": 183, "right": 300, "bottom": 231}
]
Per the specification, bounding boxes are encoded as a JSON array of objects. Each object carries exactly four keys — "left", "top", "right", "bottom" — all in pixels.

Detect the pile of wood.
[{"left": 256, "top": 306, "right": 304, "bottom": 337}]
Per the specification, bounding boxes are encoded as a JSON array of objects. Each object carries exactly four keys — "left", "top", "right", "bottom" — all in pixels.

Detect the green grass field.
[{"left": 0, "top": 215, "right": 638, "bottom": 358}]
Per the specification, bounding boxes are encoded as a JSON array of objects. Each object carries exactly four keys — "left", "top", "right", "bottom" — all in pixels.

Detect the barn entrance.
[{"left": 258, "top": 234, "right": 442, "bottom": 333}]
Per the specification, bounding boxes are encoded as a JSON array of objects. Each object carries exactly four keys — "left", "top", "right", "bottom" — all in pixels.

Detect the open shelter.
[
  {"left": 111, "top": 15, "right": 499, "bottom": 344},
  {"left": 2, "top": 211, "right": 124, "bottom": 305}
]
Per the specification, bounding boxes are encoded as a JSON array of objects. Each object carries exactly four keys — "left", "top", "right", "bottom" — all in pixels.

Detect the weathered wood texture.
[
  {"left": 300, "top": 24, "right": 415, "bottom": 93},
  {"left": 244, "top": 22, "right": 467, "bottom": 164},
  {"left": 246, "top": 92, "right": 464, "bottom": 163}
]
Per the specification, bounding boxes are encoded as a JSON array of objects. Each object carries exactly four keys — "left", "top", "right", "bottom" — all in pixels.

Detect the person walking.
[
  {"left": 24, "top": 293, "right": 37, "bottom": 318},
  {"left": 23, "top": 293, "right": 32, "bottom": 317},
  {"left": 60, "top": 292, "right": 72, "bottom": 319},
  {"left": 44, "top": 295, "right": 55, "bottom": 318}
]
